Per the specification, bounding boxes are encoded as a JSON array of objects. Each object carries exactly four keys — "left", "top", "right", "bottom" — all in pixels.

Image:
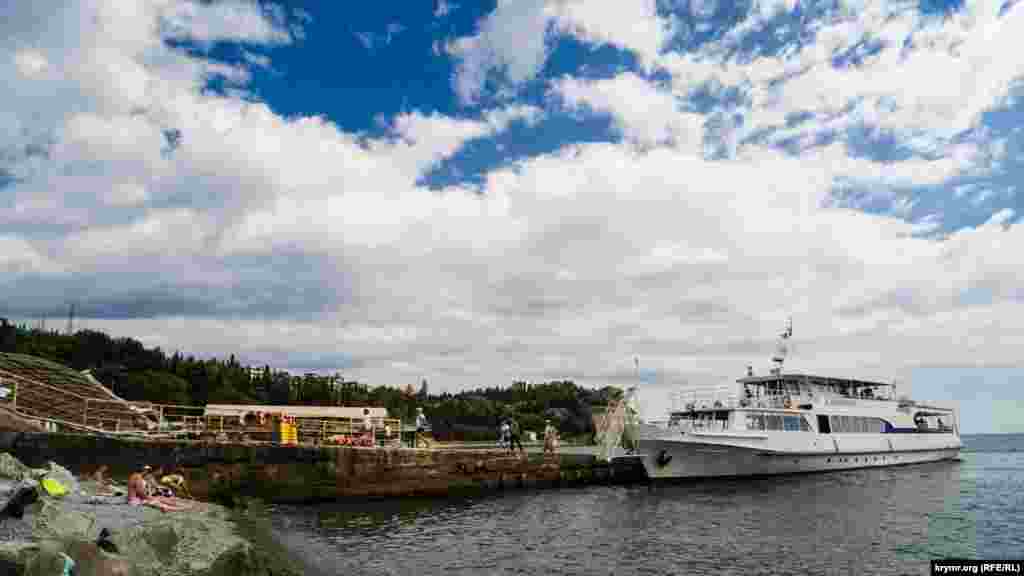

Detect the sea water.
[{"left": 266, "top": 434, "right": 1023, "bottom": 575}]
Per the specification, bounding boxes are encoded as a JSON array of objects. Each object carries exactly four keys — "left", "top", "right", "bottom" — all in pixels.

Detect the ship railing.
[
  {"left": 740, "top": 394, "right": 815, "bottom": 409},
  {"left": 670, "top": 418, "right": 731, "bottom": 433},
  {"left": 675, "top": 386, "right": 741, "bottom": 411}
]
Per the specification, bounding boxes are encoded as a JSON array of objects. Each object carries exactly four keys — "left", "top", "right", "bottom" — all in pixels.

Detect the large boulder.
[
  {"left": 101, "top": 506, "right": 254, "bottom": 575},
  {"left": 0, "top": 541, "right": 38, "bottom": 575},
  {"left": 0, "top": 452, "right": 33, "bottom": 482},
  {"left": 33, "top": 498, "right": 97, "bottom": 540},
  {"left": 0, "top": 451, "right": 305, "bottom": 576},
  {"left": 23, "top": 539, "right": 138, "bottom": 576}
]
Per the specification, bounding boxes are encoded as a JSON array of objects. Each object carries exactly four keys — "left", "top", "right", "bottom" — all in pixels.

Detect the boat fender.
[{"left": 656, "top": 450, "right": 672, "bottom": 467}]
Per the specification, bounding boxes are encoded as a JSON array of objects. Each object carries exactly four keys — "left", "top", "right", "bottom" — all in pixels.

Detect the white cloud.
[
  {"left": 104, "top": 182, "right": 150, "bottom": 207},
  {"left": 13, "top": 50, "right": 49, "bottom": 77},
  {"left": 447, "top": 0, "right": 675, "bottom": 104},
  {"left": 160, "top": 0, "right": 294, "bottom": 48},
  {"left": 241, "top": 50, "right": 271, "bottom": 69},
  {"left": 435, "top": 0, "right": 458, "bottom": 18},
  {"left": 548, "top": 0, "right": 673, "bottom": 67},
  {"left": 447, "top": 0, "right": 552, "bottom": 105},
  {"left": 0, "top": 236, "right": 62, "bottom": 276},
  {"left": 553, "top": 72, "right": 704, "bottom": 151},
  {"left": 659, "top": 0, "right": 1024, "bottom": 179}
]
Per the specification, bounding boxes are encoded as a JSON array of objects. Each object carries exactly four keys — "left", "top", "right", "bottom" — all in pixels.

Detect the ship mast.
[{"left": 770, "top": 317, "right": 792, "bottom": 376}]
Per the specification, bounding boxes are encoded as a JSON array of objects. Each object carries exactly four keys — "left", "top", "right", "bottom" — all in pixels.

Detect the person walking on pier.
[
  {"left": 508, "top": 417, "right": 524, "bottom": 455},
  {"left": 499, "top": 420, "right": 510, "bottom": 450},
  {"left": 362, "top": 408, "right": 374, "bottom": 446},
  {"left": 415, "top": 407, "right": 432, "bottom": 448},
  {"left": 544, "top": 419, "right": 560, "bottom": 455}
]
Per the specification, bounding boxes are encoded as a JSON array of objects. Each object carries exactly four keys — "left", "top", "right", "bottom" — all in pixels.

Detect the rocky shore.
[{"left": 0, "top": 453, "right": 303, "bottom": 576}]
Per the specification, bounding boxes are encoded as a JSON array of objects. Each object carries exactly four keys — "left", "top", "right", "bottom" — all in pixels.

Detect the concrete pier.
[{"left": 1, "top": 432, "right": 647, "bottom": 503}]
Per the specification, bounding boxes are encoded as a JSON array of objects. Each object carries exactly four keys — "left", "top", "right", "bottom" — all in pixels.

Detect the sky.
[{"left": 1, "top": 0, "right": 1022, "bottom": 434}]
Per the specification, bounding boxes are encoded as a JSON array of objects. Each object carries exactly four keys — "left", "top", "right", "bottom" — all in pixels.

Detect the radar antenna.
[{"left": 770, "top": 317, "right": 792, "bottom": 376}]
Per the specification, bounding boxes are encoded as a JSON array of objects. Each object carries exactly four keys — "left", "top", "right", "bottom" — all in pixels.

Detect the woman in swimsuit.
[{"left": 126, "top": 467, "right": 193, "bottom": 512}]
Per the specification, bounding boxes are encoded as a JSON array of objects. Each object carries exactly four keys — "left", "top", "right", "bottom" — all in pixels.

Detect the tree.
[
  {"left": 0, "top": 319, "right": 15, "bottom": 353},
  {"left": 418, "top": 378, "right": 428, "bottom": 400}
]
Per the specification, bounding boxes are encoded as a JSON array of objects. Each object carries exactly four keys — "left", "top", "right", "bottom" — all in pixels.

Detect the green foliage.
[
  {"left": 0, "top": 321, "right": 265, "bottom": 405},
  {"left": 118, "top": 370, "right": 192, "bottom": 405},
  {"left": 0, "top": 318, "right": 621, "bottom": 440},
  {"left": 424, "top": 380, "right": 619, "bottom": 442}
]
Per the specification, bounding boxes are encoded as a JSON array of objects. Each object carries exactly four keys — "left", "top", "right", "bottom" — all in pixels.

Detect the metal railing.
[
  {"left": 668, "top": 418, "right": 731, "bottom": 433},
  {"left": 0, "top": 370, "right": 411, "bottom": 446},
  {"left": 156, "top": 412, "right": 405, "bottom": 446},
  {"left": 671, "top": 385, "right": 740, "bottom": 412}
]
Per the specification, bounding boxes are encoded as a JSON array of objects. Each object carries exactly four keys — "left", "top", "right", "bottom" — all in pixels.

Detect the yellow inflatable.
[{"left": 41, "top": 477, "right": 68, "bottom": 498}]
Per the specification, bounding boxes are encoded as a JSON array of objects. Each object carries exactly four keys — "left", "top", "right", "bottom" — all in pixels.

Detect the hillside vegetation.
[{"left": 0, "top": 319, "right": 620, "bottom": 440}]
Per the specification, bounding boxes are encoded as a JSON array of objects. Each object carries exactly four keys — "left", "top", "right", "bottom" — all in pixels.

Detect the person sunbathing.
[
  {"left": 91, "top": 465, "right": 109, "bottom": 484},
  {"left": 126, "top": 468, "right": 193, "bottom": 512},
  {"left": 159, "top": 471, "right": 192, "bottom": 499}
]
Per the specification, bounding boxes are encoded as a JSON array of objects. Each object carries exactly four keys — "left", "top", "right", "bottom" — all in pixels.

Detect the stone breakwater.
[
  {"left": 0, "top": 452, "right": 302, "bottom": 576},
  {"left": 2, "top": 432, "right": 646, "bottom": 504}
]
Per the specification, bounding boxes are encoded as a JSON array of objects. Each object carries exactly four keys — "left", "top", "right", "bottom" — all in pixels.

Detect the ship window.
[
  {"left": 783, "top": 415, "right": 801, "bottom": 431},
  {"left": 746, "top": 413, "right": 765, "bottom": 431},
  {"left": 817, "top": 415, "right": 831, "bottom": 434},
  {"left": 830, "top": 416, "right": 842, "bottom": 433},
  {"left": 766, "top": 414, "right": 784, "bottom": 431},
  {"left": 799, "top": 416, "right": 811, "bottom": 432}
]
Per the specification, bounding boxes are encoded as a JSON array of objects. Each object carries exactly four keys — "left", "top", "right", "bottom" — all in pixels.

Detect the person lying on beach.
[
  {"left": 92, "top": 465, "right": 109, "bottom": 484},
  {"left": 159, "top": 471, "right": 192, "bottom": 499},
  {"left": 127, "top": 469, "right": 193, "bottom": 512}
]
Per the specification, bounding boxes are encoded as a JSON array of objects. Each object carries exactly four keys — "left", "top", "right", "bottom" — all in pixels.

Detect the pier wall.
[{"left": 1, "top": 432, "right": 645, "bottom": 503}]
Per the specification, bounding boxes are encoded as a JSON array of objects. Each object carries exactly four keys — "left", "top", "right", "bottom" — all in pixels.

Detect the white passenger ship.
[{"left": 634, "top": 322, "right": 962, "bottom": 479}]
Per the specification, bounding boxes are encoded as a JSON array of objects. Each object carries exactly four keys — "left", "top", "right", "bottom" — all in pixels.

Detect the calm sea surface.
[{"left": 267, "top": 434, "right": 1023, "bottom": 575}]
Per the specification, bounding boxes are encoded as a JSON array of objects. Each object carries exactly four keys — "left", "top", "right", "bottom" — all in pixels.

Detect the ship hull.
[{"left": 637, "top": 435, "right": 961, "bottom": 479}]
